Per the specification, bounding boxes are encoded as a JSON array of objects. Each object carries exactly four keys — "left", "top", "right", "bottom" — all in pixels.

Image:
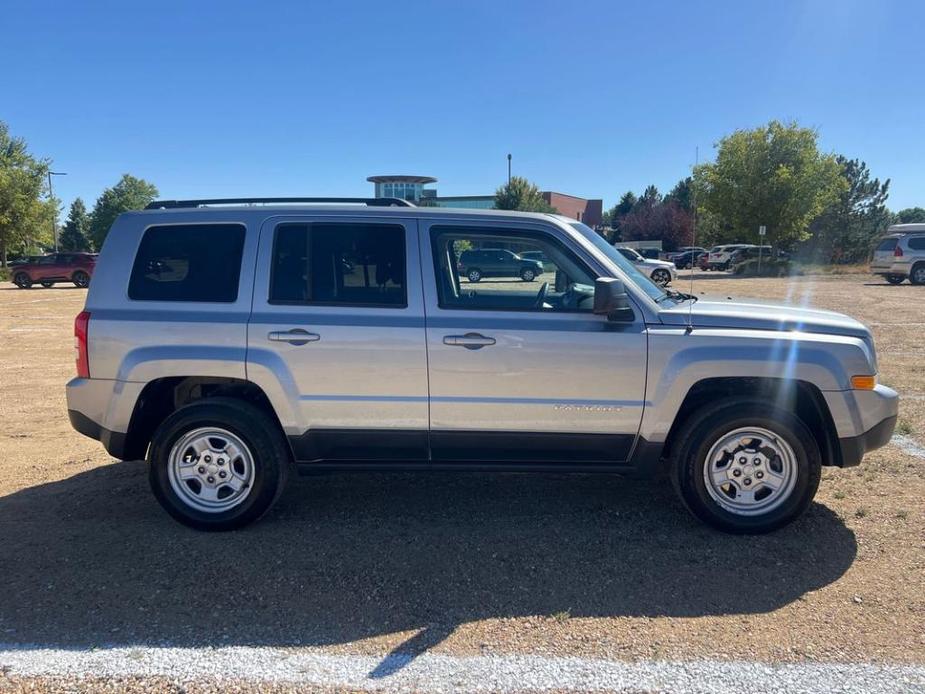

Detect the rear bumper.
[
  {"left": 68, "top": 409, "right": 129, "bottom": 459},
  {"left": 837, "top": 414, "right": 897, "bottom": 468}
]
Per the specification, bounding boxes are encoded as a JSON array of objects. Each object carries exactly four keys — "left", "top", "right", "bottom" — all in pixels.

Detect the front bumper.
[
  {"left": 838, "top": 414, "right": 897, "bottom": 467},
  {"left": 825, "top": 384, "right": 899, "bottom": 467}
]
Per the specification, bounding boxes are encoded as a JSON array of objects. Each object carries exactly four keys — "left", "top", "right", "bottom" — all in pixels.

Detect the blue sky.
[{"left": 3, "top": 0, "right": 924, "bottom": 213}]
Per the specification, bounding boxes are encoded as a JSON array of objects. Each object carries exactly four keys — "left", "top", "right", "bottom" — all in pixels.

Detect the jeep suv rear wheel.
[
  {"left": 13, "top": 272, "right": 32, "bottom": 289},
  {"left": 671, "top": 399, "right": 821, "bottom": 533},
  {"left": 148, "top": 398, "right": 290, "bottom": 530}
]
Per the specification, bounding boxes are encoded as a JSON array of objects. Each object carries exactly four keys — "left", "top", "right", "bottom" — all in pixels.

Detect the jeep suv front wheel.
[
  {"left": 148, "top": 398, "right": 290, "bottom": 530},
  {"left": 671, "top": 399, "right": 821, "bottom": 533}
]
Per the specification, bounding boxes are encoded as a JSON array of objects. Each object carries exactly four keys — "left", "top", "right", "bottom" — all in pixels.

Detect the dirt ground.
[{"left": 0, "top": 273, "right": 923, "bottom": 682}]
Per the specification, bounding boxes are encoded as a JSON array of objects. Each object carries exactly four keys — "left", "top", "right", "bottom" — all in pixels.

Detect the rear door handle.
[
  {"left": 268, "top": 329, "right": 321, "bottom": 345},
  {"left": 443, "top": 333, "right": 496, "bottom": 350}
]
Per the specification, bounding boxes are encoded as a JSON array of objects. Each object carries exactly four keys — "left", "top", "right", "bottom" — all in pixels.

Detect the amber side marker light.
[{"left": 851, "top": 375, "right": 876, "bottom": 390}]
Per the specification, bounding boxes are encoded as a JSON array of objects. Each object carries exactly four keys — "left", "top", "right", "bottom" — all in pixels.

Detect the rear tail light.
[
  {"left": 894, "top": 246, "right": 904, "bottom": 257},
  {"left": 75, "top": 310, "right": 90, "bottom": 378}
]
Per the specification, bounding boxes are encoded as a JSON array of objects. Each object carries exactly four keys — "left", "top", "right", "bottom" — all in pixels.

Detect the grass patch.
[
  {"left": 794, "top": 262, "right": 870, "bottom": 276},
  {"left": 0, "top": 268, "right": 9, "bottom": 282},
  {"left": 855, "top": 507, "right": 868, "bottom": 519},
  {"left": 552, "top": 610, "right": 571, "bottom": 623},
  {"left": 896, "top": 509, "right": 909, "bottom": 520},
  {"left": 833, "top": 490, "right": 847, "bottom": 500},
  {"left": 896, "top": 419, "right": 914, "bottom": 436}
]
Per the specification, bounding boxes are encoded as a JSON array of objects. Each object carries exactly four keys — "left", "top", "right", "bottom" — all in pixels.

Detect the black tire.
[
  {"left": 910, "top": 263, "right": 925, "bottom": 286},
  {"left": 467, "top": 268, "right": 482, "bottom": 283},
  {"left": 885, "top": 274, "right": 905, "bottom": 285},
  {"left": 40, "top": 281, "right": 54, "bottom": 288},
  {"left": 148, "top": 398, "right": 290, "bottom": 531},
  {"left": 520, "top": 267, "right": 536, "bottom": 282},
  {"left": 13, "top": 272, "right": 32, "bottom": 289},
  {"left": 670, "top": 399, "right": 821, "bottom": 534},
  {"left": 72, "top": 270, "right": 90, "bottom": 288}
]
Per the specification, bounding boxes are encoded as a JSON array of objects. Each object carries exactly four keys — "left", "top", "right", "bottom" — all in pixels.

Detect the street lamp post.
[
  {"left": 507, "top": 154, "right": 512, "bottom": 184},
  {"left": 47, "top": 171, "right": 67, "bottom": 252}
]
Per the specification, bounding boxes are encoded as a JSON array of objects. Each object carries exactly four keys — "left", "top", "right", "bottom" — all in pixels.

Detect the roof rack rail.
[{"left": 144, "top": 197, "right": 415, "bottom": 210}]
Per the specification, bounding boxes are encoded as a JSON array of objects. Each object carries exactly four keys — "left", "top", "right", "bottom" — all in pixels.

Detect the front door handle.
[
  {"left": 268, "top": 329, "right": 320, "bottom": 345},
  {"left": 443, "top": 333, "right": 496, "bottom": 350}
]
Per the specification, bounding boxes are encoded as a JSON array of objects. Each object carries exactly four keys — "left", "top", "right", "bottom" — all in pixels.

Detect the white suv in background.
[
  {"left": 870, "top": 224, "right": 925, "bottom": 285},
  {"left": 613, "top": 247, "right": 677, "bottom": 286},
  {"left": 706, "top": 244, "right": 752, "bottom": 271}
]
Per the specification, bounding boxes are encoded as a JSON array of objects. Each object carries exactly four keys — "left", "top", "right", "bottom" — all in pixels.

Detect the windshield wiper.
[{"left": 663, "top": 289, "right": 698, "bottom": 303}]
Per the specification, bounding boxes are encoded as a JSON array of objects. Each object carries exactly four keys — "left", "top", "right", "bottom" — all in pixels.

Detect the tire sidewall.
[
  {"left": 148, "top": 400, "right": 288, "bottom": 530},
  {"left": 467, "top": 269, "right": 481, "bottom": 283},
  {"left": 521, "top": 268, "right": 536, "bottom": 282},
  {"left": 673, "top": 403, "right": 821, "bottom": 533},
  {"left": 14, "top": 273, "right": 31, "bottom": 288},
  {"left": 73, "top": 271, "right": 89, "bottom": 288}
]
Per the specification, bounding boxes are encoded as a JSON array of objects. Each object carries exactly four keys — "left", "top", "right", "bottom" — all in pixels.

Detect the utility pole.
[
  {"left": 47, "top": 171, "right": 67, "bottom": 252},
  {"left": 507, "top": 153, "right": 512, "bottom": 184}
]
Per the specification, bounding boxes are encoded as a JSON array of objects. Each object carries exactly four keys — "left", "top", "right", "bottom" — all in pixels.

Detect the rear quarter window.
[
  {"left": 876, "top": 237, "right": 899, "bottom": 251},
  {"left": 128, "top": 224, "right": 246, "bottom": 302}
]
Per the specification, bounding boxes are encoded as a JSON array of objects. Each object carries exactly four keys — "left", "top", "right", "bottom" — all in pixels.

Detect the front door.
[
  {"left": 421, "top": 220, "right": 648, "bottom": 464},
  {"left": 247, "top": 215, "right": 429, "bottom": 462}
]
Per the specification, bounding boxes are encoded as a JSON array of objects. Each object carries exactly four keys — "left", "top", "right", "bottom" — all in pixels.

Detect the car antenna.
[{"left": 686, "top": 146, "right": 698, "bottom": 334}]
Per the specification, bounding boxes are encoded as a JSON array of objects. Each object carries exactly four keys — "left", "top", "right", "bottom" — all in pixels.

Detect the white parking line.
[{"left": 0, "top": 646, "right": 922, "bottom": 693}]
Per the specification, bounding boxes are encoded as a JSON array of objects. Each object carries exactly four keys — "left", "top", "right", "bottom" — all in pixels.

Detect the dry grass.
[{"left": 0, "top": 275, "right": 923, "bottom": 668}]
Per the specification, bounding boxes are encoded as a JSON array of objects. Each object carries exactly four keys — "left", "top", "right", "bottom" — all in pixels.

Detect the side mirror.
[{"left": 593, "top": 277, "right": 634, "bottom": 322}]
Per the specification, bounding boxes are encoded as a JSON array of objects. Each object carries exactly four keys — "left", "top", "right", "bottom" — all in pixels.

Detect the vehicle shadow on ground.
[{"left": 0, "top": 462, "right": 856, "bottom": 673}]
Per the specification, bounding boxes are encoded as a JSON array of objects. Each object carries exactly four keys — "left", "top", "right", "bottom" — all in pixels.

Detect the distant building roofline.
[{"left": 367, "top": 175, "right": 437, "bottom": 184}]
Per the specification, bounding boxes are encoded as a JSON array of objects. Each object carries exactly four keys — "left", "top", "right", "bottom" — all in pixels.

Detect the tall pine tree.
[{"left": 60, "top": 198, "right": 91, "bottom": 251}]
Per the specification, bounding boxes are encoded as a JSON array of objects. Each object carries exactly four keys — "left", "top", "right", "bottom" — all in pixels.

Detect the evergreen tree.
[{"left": 60, "top": 198, "right": 91, "bottom": 251}]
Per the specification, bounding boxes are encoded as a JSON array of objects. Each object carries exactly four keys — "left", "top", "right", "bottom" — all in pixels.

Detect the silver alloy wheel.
[
  {"left": 702, "top": 426, "right": 798, "bottom": 516},
  {"left": 468, "top": 269, "right": 481, "bottom": 282},
  {"left": 521, "top": 268, "right": 536, "bottom": 281},
  {"left": 167, "top": 427, "right": 255, "bottom": 513},
  {"left": 913, "top": 266, "right": 925, "bottom": 285},
  {"left": 652, "top": 269, "right": 670, "bottom": 286}
]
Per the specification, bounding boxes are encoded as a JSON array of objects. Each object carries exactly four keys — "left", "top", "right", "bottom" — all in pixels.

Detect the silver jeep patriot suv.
[{"left": 66, "top": 197, "right": 898, "bottom": 533}]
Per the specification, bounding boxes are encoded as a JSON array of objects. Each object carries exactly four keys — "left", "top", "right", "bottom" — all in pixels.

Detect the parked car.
[
  {"left": 458, "top": 248, "right": 544, "bottom": 282},
  {"left": 729, "top": 246, "right": 779, "bottom": 266},
  {"left": 10, "top": 252, "right": 96, "bottom": 288},
  {"left": 67, "top": 197, "right": 897, "bottom": 533},
  {"left": 673, "top": 250, "right": 707, "bottom": 270},
  {"left": 667, "top": 246, "right": 707, "bottom": 262},
  {"left": 705, "top": 244, "right": 753, "bottom": 271},
  {"left": 615, "top": 246, "right": 677, "bottom": 286},
  {"left": 519, "top": 250, "right": 549, "bottom": 266},
  {"left": 870, "top": 224, "right": 925, "bottom": 285}
]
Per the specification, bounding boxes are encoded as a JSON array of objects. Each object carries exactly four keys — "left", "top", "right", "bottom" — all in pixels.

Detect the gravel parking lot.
[{"left": 0, "top": 273, "right": 923, "bottom": 692}]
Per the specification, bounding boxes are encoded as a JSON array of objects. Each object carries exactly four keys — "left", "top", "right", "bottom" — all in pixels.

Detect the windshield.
[{"left": 567, "top": 222, "right": 666, "bottom": 302}]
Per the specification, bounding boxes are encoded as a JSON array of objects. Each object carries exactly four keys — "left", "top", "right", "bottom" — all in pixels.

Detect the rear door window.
[
  {"left": 907, "top": 237, "right": 925, "bottom": 251},
  {"left": 129, "top": 224, "right": 246, "bottom": 302},
  {"left": 269, "top": 222, "right": 406, "bottom": 307}
]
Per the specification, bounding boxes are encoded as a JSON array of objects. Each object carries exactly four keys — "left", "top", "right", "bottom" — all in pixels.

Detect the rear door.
[{"left": 246, "top": 215, "right": 429, "bottom": 463}]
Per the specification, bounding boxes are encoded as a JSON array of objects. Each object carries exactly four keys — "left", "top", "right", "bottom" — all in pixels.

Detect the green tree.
[
  {"left": 607, "top": 191, "right": 637, "bottom": 241},
  {"left": 493, "top": 176, "right": 557, "bottom": 213},
  {"left": 0, "top": 121, "right": 54, "bottom": 266},
  {"left": 664, "top": 177, "right": 693, "bottom": 211},
  {"left": 60, "top": 198, "right": 92, "bottom": 251},
  {"left": 693, "top": 120, "right": 845, "bottom": 249},
  {"left": 807, "top": 157, "right": 890, "bottom": 263},
  {"left": 89, "top": 174, "right": 159, "bottom": 248},
  {"left": 895, "top": 207, "right": 925, "bottom": 224}
]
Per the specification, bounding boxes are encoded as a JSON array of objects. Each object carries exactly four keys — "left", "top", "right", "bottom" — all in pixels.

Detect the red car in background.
[{"left": 11, "top": 252, "right": 96, "bottom": 289}]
